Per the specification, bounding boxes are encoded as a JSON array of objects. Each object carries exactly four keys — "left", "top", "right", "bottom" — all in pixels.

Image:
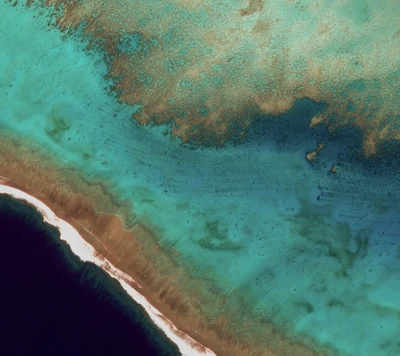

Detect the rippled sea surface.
[{"left": 2, "top": 1, "right": 400, "bottom": 355}]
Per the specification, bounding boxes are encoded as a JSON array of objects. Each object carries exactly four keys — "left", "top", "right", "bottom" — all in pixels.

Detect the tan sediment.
[
  {"left": 306, "top": 151, "right": 318, "bottom": 162},
  {"left": 305, "top": 143, "right": 325, "bottom": 163},
  {"left": 309, "top": 115, "right": 326, "bottom": 128},
  {"left": 21, "top": 0, "right": 400, "bottom": 152}
]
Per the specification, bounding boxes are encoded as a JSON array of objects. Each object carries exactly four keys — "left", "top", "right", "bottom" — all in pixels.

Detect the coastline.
[
  {"left": 0, "top": 182, "right": 214, "bottom": 356},
  {"left": 0, "top": 136, "right": 327, "bottom": 356},
  {"left": 3, "top": 2, "right": 400, "bottom": 355}
]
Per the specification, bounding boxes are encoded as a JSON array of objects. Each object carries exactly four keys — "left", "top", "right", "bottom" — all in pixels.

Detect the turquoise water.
[
  {"left": 2, "top": 2, "right": 400, "bottom": 355},
  {"left": 43, "top": 0, "right": 400, "bottom": 147}
]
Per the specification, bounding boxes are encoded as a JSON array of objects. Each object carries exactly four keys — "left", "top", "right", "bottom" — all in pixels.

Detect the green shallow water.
[{"left": 2, "top": 2, "right": 400, "bottom": 355}]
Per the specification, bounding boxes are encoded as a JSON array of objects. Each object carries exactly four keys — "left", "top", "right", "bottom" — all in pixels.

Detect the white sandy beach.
[{"left": 0, "top": 181, "right": 215, "bottom": 356}]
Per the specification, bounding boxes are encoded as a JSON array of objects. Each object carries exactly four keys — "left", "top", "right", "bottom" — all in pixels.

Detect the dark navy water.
[{"left": 0, "top": 194, "right": 180, "bottom": 356}]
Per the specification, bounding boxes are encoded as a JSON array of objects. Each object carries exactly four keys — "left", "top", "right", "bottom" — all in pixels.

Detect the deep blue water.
[{"left": 0, "top": 194, "right": 179, "bottom": 356}]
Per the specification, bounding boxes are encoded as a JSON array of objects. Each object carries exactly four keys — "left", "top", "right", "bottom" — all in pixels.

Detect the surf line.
[{"left": 0, "top": 183, "right": 215, "bottom": 356}]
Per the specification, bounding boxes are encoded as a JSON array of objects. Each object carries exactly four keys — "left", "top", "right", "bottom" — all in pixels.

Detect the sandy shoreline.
[
  {"left": 0, "top": 180, "right": 215, "bottom": 356},
  {"left": 0, "top": 136, "right": 328, "bottom": 356},
  {"left": 0, "top": 146, "right": 242, "bottom": 355}
]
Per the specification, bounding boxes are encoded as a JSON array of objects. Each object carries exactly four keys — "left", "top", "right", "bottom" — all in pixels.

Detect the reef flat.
[
  {"left": 19, "top": 0, "right": 400, "bottom": 151},
  {"left": 2, "top": 1, "right": 400, "bottom": 356}
]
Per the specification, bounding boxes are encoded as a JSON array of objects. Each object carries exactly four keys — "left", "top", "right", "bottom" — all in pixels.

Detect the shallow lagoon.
[{"left": 2, "top": 2, "right": 400, "bottom": 355}]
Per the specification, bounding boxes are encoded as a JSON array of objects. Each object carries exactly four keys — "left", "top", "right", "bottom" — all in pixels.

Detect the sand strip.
[{"left": 0, "top": 182, "right": 215, "bottom": 356}]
